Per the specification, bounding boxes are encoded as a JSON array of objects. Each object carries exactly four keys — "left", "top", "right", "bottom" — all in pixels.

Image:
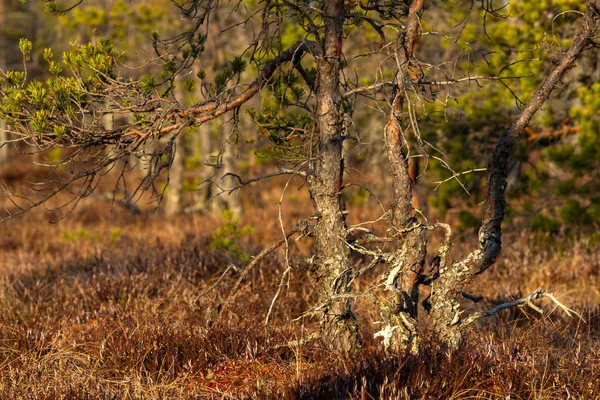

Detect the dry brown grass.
[{"left": 0, "top": 196, "right": 599, "bottom": 399}]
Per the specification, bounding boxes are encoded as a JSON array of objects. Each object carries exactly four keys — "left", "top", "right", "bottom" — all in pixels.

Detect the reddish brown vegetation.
[{"left": 0, "top": 196, "right": 599, "bottom": 399}]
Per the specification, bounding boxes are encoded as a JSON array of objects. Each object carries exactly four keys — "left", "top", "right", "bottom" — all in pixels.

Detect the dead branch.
[
  {"left": 221, "top": 168, "right": 307, "bottom": 195},
  {"left": 91, "top": 192, "right": 142, "bottom": 215},
  {"left": 460, "top": 291, "right": 483, "bottom": 303},
  {"left": 460, "top": 287, "right": 582, "bottom": 328},
  {"left": 342, "top": 82, "right": 394, "bottom": 98},
  {"left": 185, "top": 40, "right": 320, "bottom": 125},
  {"left": 265, "top": 266, "right": 292, "bottom": 326},
  {"left": 196, "top": 264, "right": 239, "bottom": 299},
  {"left": 433, "top": 167, "right": 487, "bottom": 190},
  {"left": 219, "top": 218, "right": 310, "bottom": 316},
  {"left": 418, "top": 75, "right": 530, "bottom": 86}
]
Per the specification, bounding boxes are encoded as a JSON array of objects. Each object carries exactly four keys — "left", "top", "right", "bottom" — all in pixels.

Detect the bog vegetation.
[{"left": 0, "top": 0, "right": 599, "bottom": 398}]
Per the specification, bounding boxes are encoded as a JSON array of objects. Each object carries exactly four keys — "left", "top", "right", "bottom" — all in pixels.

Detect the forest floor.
[{"left": 0, "top": 191, "right": 599, "bottom": 399}]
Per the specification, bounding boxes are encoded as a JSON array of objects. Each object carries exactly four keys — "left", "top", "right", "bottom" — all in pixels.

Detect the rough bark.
[
  {"left": 429, "top": 1, "right": 600, "bottom": 348},
  {"left": 307, "top": 0, "right": 359, "bottom": 352},
  {"left": 379, "top": 0, "right": 427, "bottom": 354}
]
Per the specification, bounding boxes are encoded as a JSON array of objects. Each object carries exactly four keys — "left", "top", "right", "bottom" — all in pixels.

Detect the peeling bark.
[
  {"left": 429, "top": 1, "right": 600, "bottom": 348},
  {"left": 308, "top": 0, "right": 359, "bottom": 352}
]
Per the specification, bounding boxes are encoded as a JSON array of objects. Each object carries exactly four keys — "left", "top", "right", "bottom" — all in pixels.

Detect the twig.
[
  {"left": 342, "top": 82, "right": 394, "bottom": 98},
  {"left": 219, "top": 218, "right": 309, "bottom": 316},
  {"left": 91, "top": 192, "right": 142, "bottom": 215},
  {"left": 418, "top": 75, "right": 530, "bottom": 86},
  {"left": 222, "top": 168, "right": 307, "bottom": 194},
  {"left": 432, "top": 167, "right": 487, "bottom": 190},
  {"left": 265, "top": 166, "right": 304, "bottom": 326},
  {"left": 265, "top": 266, "right": 292, "bottom": 326},
  {"left": 195, "top": 264, "right": 238, "bottom": 299}
]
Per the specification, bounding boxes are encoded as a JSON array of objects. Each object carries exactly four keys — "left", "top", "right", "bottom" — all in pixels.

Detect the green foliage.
[
  {"left": 588, "top": 200, "right": 600, "bottom": 224},
  {"left": 139, "top": 75, "right": 157, "bottom": 94},
  {"left": 528, "top": 214, "right": 560, "bottom": 234},
  {"left": 350, "top": 188, "right": 370, "bottom": 206},
  {"left": 458, "top": 210, "right": 480, "bottom": 232},
  {"left": 110, "top": 228, "right": 123, "bottom": 241},
  {"left": 160, "top": 59, "right": 177, "bottom": 79},
  {"left": 61, "top": 229, "right": 102, "bottom": 242},
  {"left": 559, "top": 199, "right": 586, "bottom": 226},
  {"left": 3, "top": 71, "right": 26, "bottom": 86},
  {"left": 182, "top": 78, "right": 196, "bottom": 93},
  {"left": 210, "top": 57, "right": 248, "bottom": 93},
  {"left": 230, "top": 56, "right": 247, "bottom": 75},
  {"left": 0, "top": 38, "right": 125, "bottom": 134},
  {"left": 210, "top": 211, "right": 253, "bottom": 263},
  {"left": 19, "top": 38, "right": 33, "bottom": 54}
]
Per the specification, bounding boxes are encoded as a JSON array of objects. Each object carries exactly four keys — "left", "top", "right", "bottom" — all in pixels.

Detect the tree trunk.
[
  {"left": 164, "top": 133, "right": 186, "bottom": 215},
  {"left": 307, "top": 0, "right": 359, "bottom": 352},
  {"left": 220, "top": 132, "right": 242, "bottom": 218},
  {"left": 190, "top": 124, "right": 212, "bottom": 212},
  {"left": 378, "top": 0, "right": 427, "bottom": 354},
  {"left": 382, "top": 110, "right": 428, "bottom": 354},
  {"left": 164, "top": 82, "right": 187, "bottom": 215}
]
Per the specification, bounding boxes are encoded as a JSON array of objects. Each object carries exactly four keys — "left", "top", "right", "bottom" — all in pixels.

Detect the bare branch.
[
  {"left": 418, "top": 75, "right": 531, "bottom": 86},
  {"left": 342, "top": 82, "right": 393, "bottom": 98},
  {"left": 433, "top": 167, "right": 487, "bottom": 190},
  {"left": 265, "top": 266, "right": 292, "bottom": 326},
  {"left": 460, "top": 288, "right": 582, "bottom": 328},
  {"left": 221, "top": 168, "right": 307, "bottom": 195},
  {"left": 219, "top": 218, "right": 311, "bottom": 315}
]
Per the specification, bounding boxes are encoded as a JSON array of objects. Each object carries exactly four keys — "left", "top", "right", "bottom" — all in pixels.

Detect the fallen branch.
[{"left": 460, "top": 287, "right": 583, "bottom": 328}]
